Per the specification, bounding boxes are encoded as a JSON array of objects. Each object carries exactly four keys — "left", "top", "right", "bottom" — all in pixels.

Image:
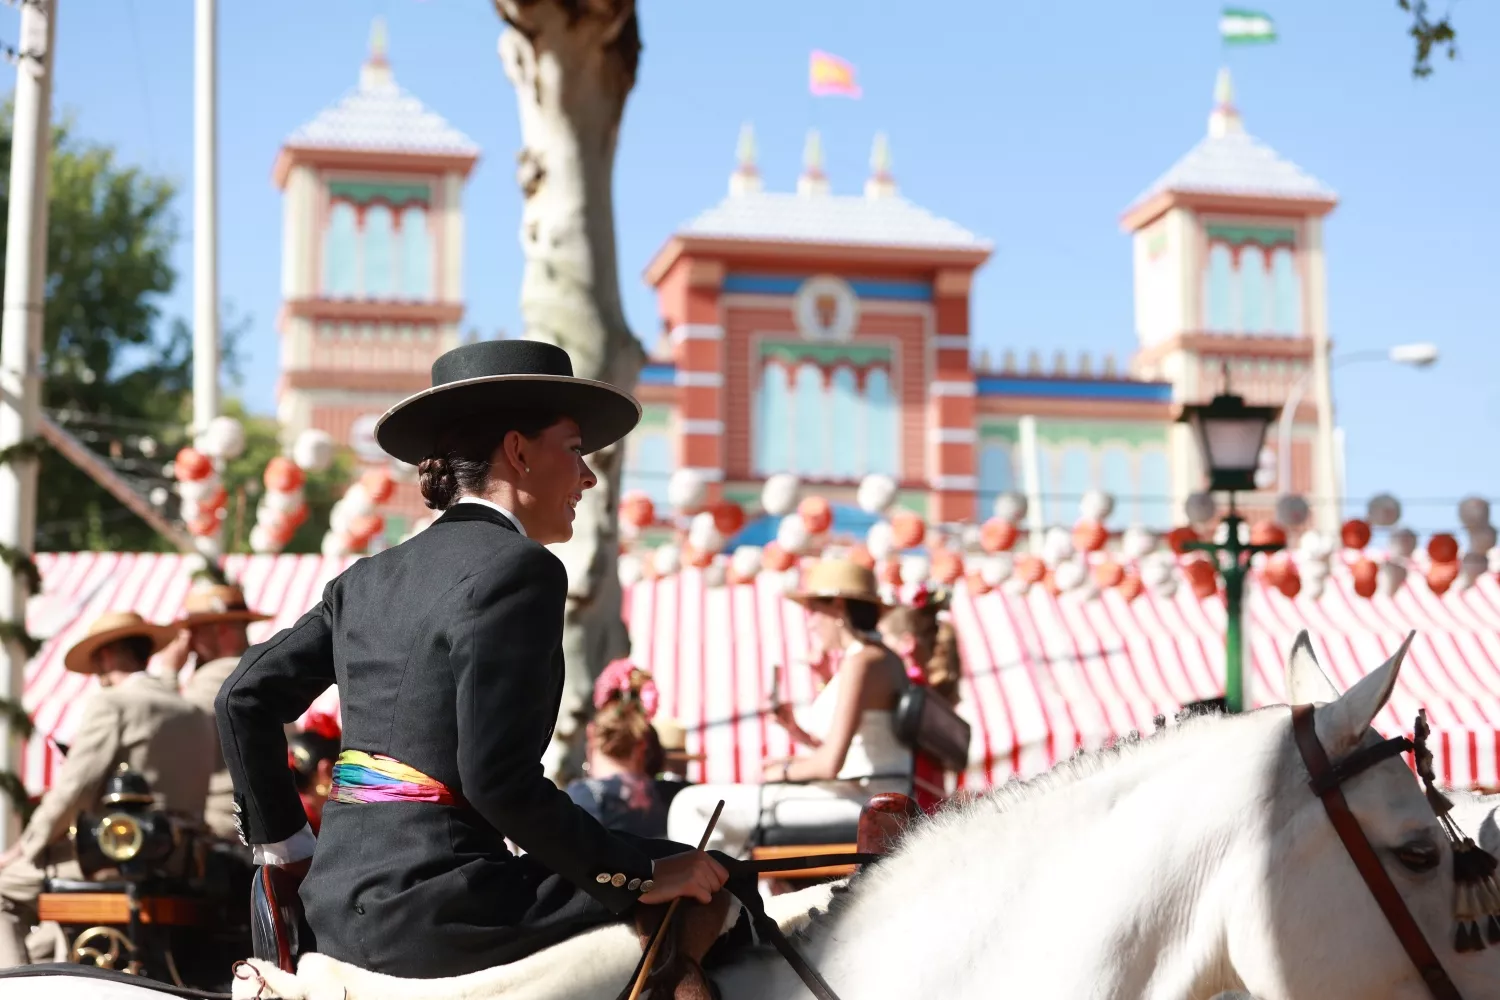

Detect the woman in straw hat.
[
  {"left": 215, "top": 341, "right": 737, "bottom": 994},
  {"left": 0, "top": 612, "right": 214, "bottom": 968},
  {"left": 665, "top": 559, "right": 912, "bottom": 859}
]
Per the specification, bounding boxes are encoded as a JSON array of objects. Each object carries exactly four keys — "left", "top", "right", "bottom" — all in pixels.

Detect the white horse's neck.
[{"left": 721, "top": 713, "right": 1275, "bottom": 999}]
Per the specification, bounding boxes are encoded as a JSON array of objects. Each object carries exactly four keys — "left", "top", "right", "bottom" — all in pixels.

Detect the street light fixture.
[
  {"left": 1275, "top": 343, "right": 1440, "bottom": 496},
  {"left": 1176, "top": 378, "right": 1285, "bottom": 715}
]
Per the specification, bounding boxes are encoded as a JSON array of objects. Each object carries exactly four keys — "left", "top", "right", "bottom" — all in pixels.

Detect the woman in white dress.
[{"left": 666, "top": 559, "right": 912, "bottom": 857}]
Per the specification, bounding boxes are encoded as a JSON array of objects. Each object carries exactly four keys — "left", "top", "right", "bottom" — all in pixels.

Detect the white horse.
[
  {"left": 1285, "top": 634, "right": 1500, "bottom": 857},
  {"left": 5, "top": 632, "right": 1497, "bottom": 999}
]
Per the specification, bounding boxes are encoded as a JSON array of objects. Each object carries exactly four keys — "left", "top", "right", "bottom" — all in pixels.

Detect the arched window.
[
  {"left": 1239, "top": 246, "right": 1268, "bottom": 333},
  {"left": 1271, "top": 248, "right": 1300, "bottom": 334},
  {"left": 400, "top": 206, "right": 431, "bottom": 300},
  {"left": 323, "top": 202, "right": 359, "bottom": 297},
  {"left": 364, "top": 206, "right": 395, "bottom": 299},
  {"left": 828, "top": 366, "right": 860, "bottom": 480},
  {"left": 755, "top": 364, "right": 792, "bottom": 475},
  {"left": 1204, "top": 244, "right": 1235, "bottom": 332},
  {"left": 1137, "top": 449, "right": 1171, "bottom": 529},
  {"left": 1099, "top": 447, "right": 1134, "bottom": 524},
  {"left": 1057, "top": 445, "right": 1092, "bottom": 509},
  {"left": 978, "top": 442, "right": 1014, "bottom": 507},
  {"left": 864, "top": 368, "right": 898, "bottom": 477},
  {"left": 624, "top": 432, "right": 673, "bottom": 507},
  {"left": 791, "top": 364, "right": 826, "bottom": 476}
]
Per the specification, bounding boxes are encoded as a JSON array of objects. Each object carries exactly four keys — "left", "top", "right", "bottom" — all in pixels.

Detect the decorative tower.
[
  {"left": 641, "top": 128, "right": 990, "bottom": 526},
  {"left": 1121, "top": 68, "right": 1338, "bottom": 528},
  {"left": 273, "top": 18, "right": 480, "bottom": 533}
]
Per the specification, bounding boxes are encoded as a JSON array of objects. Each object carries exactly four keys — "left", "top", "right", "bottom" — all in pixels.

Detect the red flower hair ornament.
[{"left": 593, "top": 658, "right": 659, "bottom": 720}]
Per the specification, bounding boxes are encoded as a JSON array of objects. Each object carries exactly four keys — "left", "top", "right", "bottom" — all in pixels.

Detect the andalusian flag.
[
  {"left": 809, "top": 50, "right": 862, "bottom": 98},
  {"left": 1220, "top": 8, "right": 1277, "bottom": 44}
]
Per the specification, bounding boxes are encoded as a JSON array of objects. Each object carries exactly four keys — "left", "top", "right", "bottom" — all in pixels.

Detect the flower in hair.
[
  {"left": 911, "top": 584, "right": 931, "bottom": 610},
  {"left": 594, "top": 658, "right": 659, "bottom": 720}
]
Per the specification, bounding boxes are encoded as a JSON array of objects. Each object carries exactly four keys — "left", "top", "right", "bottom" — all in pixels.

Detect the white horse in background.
[{"left": 5, "top": 632, "right": 1497, "bottom": 1000}]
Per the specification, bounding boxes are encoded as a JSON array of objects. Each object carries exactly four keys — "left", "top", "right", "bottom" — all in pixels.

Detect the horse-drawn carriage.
[
  {"left": 32, "top": 765, "right": 253, "bottom": 991},
  {"left": 750, "top": 680, "right": 972, "bottom": 884}
]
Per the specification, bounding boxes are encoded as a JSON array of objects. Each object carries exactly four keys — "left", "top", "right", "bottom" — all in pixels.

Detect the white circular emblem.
[
  {"left": 793, "top": 276, "right": 859, "bottom": 343},
  {"left": 349, "top": 414, "right": 386, "bottom": 463}
]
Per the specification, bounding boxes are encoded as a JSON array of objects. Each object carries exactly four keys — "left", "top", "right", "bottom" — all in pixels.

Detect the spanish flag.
[{"left": 810, "top": 50, "right": 862, "bottom": 98}]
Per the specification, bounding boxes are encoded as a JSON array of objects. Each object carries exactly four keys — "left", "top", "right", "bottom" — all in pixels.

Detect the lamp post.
[
  {"left": 1176, "top": 384, "right": 1284, "bottom": 715},
  {"left": 1276, "top": 343, "right": 1438, "bottom": 501}
]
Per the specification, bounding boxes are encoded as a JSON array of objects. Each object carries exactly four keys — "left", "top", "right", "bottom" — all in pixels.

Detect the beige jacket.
[
  {"left": 18, "top": 672, "right": 216, "bottom": 864},
  {"left": 182, "top": 656, "right": 241, "bottom": 837}
]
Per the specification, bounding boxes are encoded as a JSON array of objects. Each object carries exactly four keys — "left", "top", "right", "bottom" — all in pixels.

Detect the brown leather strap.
[{"left": 1291, "top": 704, "right": 1465, "bottom": 1000}]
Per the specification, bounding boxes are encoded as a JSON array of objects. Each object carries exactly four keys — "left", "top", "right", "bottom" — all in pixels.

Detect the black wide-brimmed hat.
[{"left": 374, "top": 340, "right": 642, "bottom": 465}]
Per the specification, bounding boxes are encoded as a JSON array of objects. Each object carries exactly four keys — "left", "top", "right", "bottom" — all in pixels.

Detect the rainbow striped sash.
[{"left": 329, "top": 750, "right": 464, "bottom": 806}]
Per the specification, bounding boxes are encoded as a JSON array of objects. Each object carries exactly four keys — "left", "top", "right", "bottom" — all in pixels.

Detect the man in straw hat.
[
  {"left": 0, "top": 612, "right": 216, "bottom": 967},
  {"left": 166, "top": 582, "right": 272, "bottom": 840}
]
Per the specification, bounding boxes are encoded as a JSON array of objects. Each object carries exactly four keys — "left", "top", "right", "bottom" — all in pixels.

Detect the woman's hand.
[
  {"left": 638, "top": 849, "right": 728, "bottom": 906},
  {"left": 761, "top": 758, "right": 793, "bottom": 782},
  {"left": 768, "top": 700, "right": 798, "bottom": 730}
]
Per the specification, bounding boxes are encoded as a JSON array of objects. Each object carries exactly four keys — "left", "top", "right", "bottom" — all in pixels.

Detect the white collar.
[{"left": 455, "top": 496, "right": 527, "bottom": 538}]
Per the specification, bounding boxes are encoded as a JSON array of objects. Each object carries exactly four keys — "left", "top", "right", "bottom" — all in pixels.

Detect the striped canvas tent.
[{"left": 18, "top": 553, "right": 1500, "bottom": 793}]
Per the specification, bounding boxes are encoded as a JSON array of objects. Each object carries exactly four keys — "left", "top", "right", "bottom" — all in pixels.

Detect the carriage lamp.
[
  {"left": 1175, "top": 381, "right": 1286, "bottom": 715},
  {"left": 74, "top": 764, "right": 176, "bottom": 878}
]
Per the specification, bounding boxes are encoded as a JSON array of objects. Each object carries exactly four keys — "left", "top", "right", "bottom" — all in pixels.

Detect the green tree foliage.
[
  {"left": 1, "top": 107, "right": 348, "bottom": 553},
  {"left": 1400, "top": 1, "right": 1458, "bottom": 78},
  {"left": 0, "top": 106, "right": 192, "bottom": 551}
]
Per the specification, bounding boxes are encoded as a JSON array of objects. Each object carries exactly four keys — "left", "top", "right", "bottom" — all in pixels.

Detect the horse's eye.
[{"left": 1395, "top": 839, "right": 1441, "bottom": 873}]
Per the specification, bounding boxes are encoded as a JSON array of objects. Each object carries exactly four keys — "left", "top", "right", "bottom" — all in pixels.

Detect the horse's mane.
[{"left": 794, "top": 707, "right": 1269, "bottom": 938}]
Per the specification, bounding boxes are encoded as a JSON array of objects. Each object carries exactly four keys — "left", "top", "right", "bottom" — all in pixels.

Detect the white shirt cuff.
[{"left": 252, "top": 823, "right": 317, "bottom": 866}]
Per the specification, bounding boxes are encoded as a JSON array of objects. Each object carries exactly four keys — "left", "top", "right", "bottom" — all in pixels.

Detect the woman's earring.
[{"left": 523, "top": 466, "right": 531, "bottom": 474}]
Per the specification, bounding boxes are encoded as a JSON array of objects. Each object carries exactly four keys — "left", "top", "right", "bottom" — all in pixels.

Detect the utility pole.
[
  {"left": 193, "top": 0, "right": 219, "bottom": 434},
  {"left": 0, "top": 0, "right": 57, "bottom": 847}
]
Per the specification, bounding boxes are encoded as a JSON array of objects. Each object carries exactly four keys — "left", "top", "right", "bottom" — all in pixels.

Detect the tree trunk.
[{"left": 495, "top": 0, "right": 645, "bottom": 781}]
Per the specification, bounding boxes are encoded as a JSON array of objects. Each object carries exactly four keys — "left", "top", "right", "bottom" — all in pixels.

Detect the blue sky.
[{"left": 28, "top": 1, "right": 1500, "bottom": 532}]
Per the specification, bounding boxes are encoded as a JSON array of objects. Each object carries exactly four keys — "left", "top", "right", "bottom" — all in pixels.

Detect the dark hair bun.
[{"left": 417, "top": 454, "right": 458, "bottom": 510}]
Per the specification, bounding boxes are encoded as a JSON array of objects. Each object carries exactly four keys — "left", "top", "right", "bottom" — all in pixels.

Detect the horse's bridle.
[{"left": 1291, "top": 703, "right": 1466, "bottom": 1000}]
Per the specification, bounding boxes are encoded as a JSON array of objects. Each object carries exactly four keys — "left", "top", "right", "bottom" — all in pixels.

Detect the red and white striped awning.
[
  {"left": 624, "top": 567, "right": 1500, "bottom": 790},
  {"left": 18, "top": 553, "right": 1500, "bottom": 793}
]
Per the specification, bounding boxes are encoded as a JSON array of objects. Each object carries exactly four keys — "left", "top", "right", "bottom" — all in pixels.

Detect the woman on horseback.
[{"left": 216, "top": 341, "right": 737, "bottom": 994}]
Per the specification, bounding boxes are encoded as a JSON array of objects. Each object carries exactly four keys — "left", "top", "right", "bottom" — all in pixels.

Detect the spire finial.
[
  {"left": 737, "top": 123, "right": 756, "bottom": 169},
  {"left": 1208, "top": 66, "right": 1243, "bottom": 137},
  {"left": 865, "top": 131, "right": 897, "bottom": 199},
  {"left": 729, "top": 123, "right": 762, "bottom": 196},
  {"left": 370, "top": 16, "right": 388, "bottom": 62},
  {"left": 361, "top": 17, "right": 393, "bottom": 89},
  {"left": 804, "top": 129, "right": 824, "bottom": 174},
  {"left": 798, "top": 128, "right": 829, "bottom": 197},
  {"left": 1214, "top": 66, "right": 1233, "bottom": 107}
]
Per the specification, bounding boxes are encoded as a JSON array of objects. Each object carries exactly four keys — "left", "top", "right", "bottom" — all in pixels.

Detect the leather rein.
[{"left": 1291, "top": 703, "right": 1466, "bottom": 1000}]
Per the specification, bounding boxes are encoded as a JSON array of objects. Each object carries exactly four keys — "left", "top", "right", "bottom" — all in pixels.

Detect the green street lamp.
[{"left": 1175, "top": 387, "right": 1285, "bottom": 714}]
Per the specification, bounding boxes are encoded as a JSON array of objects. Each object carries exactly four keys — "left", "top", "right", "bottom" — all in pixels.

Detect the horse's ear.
[
  {"left": 1287, "top": 630, "right": 1340, "bottom": 705},
  {"left": 1315, "top": 631, "right": 1414, "bottom": 755}
]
